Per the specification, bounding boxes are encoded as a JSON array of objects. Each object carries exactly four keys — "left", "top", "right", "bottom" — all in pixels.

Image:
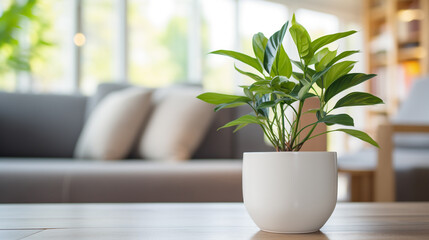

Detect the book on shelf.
[{"left": 397, "top": 60, "right": 421, "bottom": 100}]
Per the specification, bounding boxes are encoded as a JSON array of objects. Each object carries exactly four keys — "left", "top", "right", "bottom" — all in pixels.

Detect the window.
[
  {"left": 81, "top": 0, "right": 117, "bottom": 94},
  {"left": 32, "top": 0, "right": 74, "bottom": 93},
  {"left": 296, "top": 9, "right": 340, "bottom": 41},
  {"left": 0, "top": 0, "right": 72, "bottom": 93},
  {"left": 238, "top": 0, "right": 288, "bottom": 88},
  {"left": 128, "top": 0, "right": 190, "bottom": 88},
  {"left": 0, "top": 0, "right": 360, "bottom": 98},
  {"left": 0, "top": 0, "right": 16, "bottom": 92},
  {"left": 201, "top": 0, "right": 236, "bottom": 93}
]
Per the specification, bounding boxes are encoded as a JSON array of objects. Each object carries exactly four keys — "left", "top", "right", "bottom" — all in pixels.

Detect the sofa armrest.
[{"left": 376, "top": 123, "right": 429, "bottom": 202}]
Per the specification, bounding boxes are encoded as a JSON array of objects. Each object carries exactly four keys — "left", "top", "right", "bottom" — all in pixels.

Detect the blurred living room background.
[
  {"left": 0, "top": 0, "right": 366, "bottom": 153},
  {"left": 1, "top": 0, "right": 428, "bottom": 203}
]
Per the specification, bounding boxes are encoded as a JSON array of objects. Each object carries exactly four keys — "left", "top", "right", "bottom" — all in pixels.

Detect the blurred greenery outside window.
[
  {"left": 81, "top": 0, "right": 116, "bottom": 94},
  {"left": 0, "top": 0, "right": 53, "bottom": 92},
  {"left": 0, "top": 0, "right": 353, "bottom": 96},
  {"left": 128, "top": 0, "right": 190, "bottom": 88}
]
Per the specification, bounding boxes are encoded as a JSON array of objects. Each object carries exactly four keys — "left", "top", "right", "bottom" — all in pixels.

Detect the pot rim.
[{"left": 244, "top": 151, "right": 336, "bottom": 155}]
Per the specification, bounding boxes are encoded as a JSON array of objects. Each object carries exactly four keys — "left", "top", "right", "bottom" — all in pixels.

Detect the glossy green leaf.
[
  {"left": 271, "top": 45, "right": 292, "bottom": 78},
  {"left": 291, "top": 60, "right": 304, "bottom": 70},
  {"left": 298, "top": 82, "right": 312, "bottom": 100},
  {"left": 243, "top": 87, "right": 253, "bottom": 99},
  {"left": 214, "top": 102, "right": 247, "bottom": 112},
  {"left": 323, "top": 61, "right": 356, "bottom": 89},
  {"left": 250, "top": 80, "right": 271, "bottom": 86},
  {"left": 292, "top": 72, "right": 304, "bottom": 81},
  {"left": 281, "top": 81, "right": 296, "bottom": 91},
  {"left": 311, "top": 30, "right": 357, "bottom": 53},
  {"left": 263, "top": 21, "right": 289, "bottom": 74},
  {"left": 234, "top": 65, "right": 265, "bottom": 82},
  {"left": 271, "top": 76, "right": 294, "bottom": 90},
  {"left": 233, "top": 123, "right": 249, "bottom": 133},
  {"left": 312, "top": 65, "right": 333, "bottom": 85},
  {"left": 249, "top": 84, "right": 272, "bottom": 95},
  {"left": 197, "top": 92, "right": 250, "bottom": 105},
  {"left": 325, "top": 73, "right": 376, "bottom": 102},
  {"left": 218, "top": 115, "right": 263, "bottom": 130},
  {"left": 257, "top": 101, "right": 276, "bottom": 109},
  {"left": 334, "top": 92, "right": 383, "bottom": 109},
  {"left": 252, "top": 32, "right": 268, "bottom": 66},
  {"left": 335, "top": 129, "right": 379, "bottom": 147},
  {"left": 289, "top": 14, "right": 312, "bottom": 59},
  {"left": 289, "top": 27, "right": 311, "bottom": 59},
  {"left": 211, "top": 50, "right": 263, "bottom": 73},
  {"left": 319, "top": 114, "right": 354, "bottom": 126},
  {"left": 309, "top": 48, "right": 330, "bottom": 65},
  {"left": 315, "top": 49, "right": 337, "bottom": 72},
  {"left": 327, "top": 50, "right": 359, "bottom": 67}
]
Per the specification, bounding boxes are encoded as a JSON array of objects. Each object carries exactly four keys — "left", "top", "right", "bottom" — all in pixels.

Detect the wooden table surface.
[{"left": 0, "top": 202, "right": 428, "bottom": 240}]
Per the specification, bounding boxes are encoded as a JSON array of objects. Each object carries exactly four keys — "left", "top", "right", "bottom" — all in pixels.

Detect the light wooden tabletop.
[{"left": 0, "top": 202, "right": 428, "bottom": 240}]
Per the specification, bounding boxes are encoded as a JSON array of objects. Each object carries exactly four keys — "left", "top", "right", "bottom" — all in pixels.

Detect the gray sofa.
[{"left": 0, "top": 84, "right": 271, "bottom": 203}]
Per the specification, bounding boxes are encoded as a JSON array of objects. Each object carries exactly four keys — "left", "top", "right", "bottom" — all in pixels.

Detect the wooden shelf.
[
  {"left": 370, "top": 57, "right": 387, "bottom": 67},
  {"left": 398, "top": 31, "right": 420, "bottom": 45},
  {"left": 371, "top": 5, "right": 387, "bottom": 21},
  {"left": 364, "top": 0, "right": 429, "bottom": 136},
  {"left": 398, "top": 46, "right": 425, "bottom": 61},
  {"left": 365, "top": 0, "right": 429, "bottom": 117}
]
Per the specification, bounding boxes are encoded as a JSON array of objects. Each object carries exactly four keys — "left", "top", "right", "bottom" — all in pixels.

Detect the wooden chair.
[
  {"left": 374, "top": 124, "right": 429, "bottom": 201},
  {"left": 340, "top": 78, "right": 429, "bottom": 202}
]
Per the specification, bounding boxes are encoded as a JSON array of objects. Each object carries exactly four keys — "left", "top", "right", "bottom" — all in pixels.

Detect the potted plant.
[{"left": 197, "top": 14, "right": 382, "bottom": 233}]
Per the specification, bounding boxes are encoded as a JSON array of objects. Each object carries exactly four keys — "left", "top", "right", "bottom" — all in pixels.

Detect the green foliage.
[
  {"left": 334, "top": 92, "right": 383, "bottom": 109},
  {"left": 263, "top": 22, "right": 289, "bottom": 75},
  {"left": 0, "top": 0, "right": 51, "bottom": 75},
  {"left": 252, "top": 32, "right": 268, "bottom": 67},
  {"left": 210, "top": 50, "right": 263, "bottom": 73},
  {"left": 334, "top": 129, "right": 379, "bottom": 147},
  {"left": 197, "top": 14, "right": 383, "bottom": 151},
  {"left": 217, "top": 115, "right": 263, "bottom": 132}
]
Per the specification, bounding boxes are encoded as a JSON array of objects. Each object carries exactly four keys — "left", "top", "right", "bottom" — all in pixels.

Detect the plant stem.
[
  {"left": 294, "top": 121, "right": 317, "bottom": 139},
  {"left": 296, "top": 122, "right": 319, "bottom": 150},
  {"left": 249, "top": 104, "right": 278, "bottom": 150},
  {"left": 290, "top": 100, "right": 304, "bottom": 150},
  {"left": 273, "top": 106, "right": 283, "bottom": 150},
  {"left": 281, "top": 103, "right": 286, "bottom": 150},
  {"left": 267, "top": 114, "right": 279, "bottom": 144}
]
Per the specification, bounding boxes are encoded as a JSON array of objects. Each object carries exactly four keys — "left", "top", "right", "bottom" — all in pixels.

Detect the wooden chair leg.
[
  {"left": 375, "top": 124, "right": 395, "bottom": 202},
  {"left": 349, "top": 171, "right": 374, "bottom": 202}
]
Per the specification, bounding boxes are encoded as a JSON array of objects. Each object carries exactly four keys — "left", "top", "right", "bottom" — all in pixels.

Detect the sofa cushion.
[
  {"left": 85, "top": 83, "right": 131, "bottom": 119},
  {"left": 0, "top": 92, "right": 87, "bottom": 158},
  {"left": 74, "top": 88, "right": 153, "bottom": 160},
  {"left": 0, "top": 160, "right": 243, "bottom": 203},
  {"left": 138, "top": 87, "right": 214, "bottom": 161}
]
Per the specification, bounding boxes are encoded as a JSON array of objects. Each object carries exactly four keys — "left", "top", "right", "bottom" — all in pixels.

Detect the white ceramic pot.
[{"left": 243, "top": 152, "right": 337, "bottom": 233}]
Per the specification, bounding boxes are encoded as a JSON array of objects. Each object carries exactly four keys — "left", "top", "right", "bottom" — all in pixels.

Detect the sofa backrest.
[
  {"left": 0, "top": 84, "right": 325, "bottom": 159},
  {"left": 394, "top": 78, "right": 429, "bottom": 123},
  {"left": 90, "top": 83, "right": 273, "bottom": 159},
  {"left": 392, "top": 78, "right": 429, "bottom": 149},
  {"left": 0, "top": 86, "right": 268, "bottom": 159},
  {"left": 0, "top": 92, "right": 87, "bottom": 158}
]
